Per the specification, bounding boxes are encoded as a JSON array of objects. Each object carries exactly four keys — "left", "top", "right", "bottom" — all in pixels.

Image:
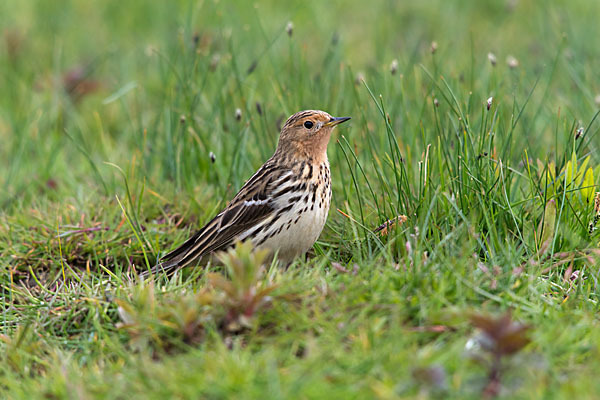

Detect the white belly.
[{"left": 259, "top": 196, "right": 330, "bottom": 263}]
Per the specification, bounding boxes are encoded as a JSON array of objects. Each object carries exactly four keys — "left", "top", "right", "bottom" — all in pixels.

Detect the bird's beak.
[{"left": 325, "top": 116, "right": 351, "bottom": 127}]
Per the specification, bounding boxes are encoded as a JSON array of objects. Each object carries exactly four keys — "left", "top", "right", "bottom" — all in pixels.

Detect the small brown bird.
[{"left": 152, "top": 110, "right": 350, "bottom": 274}]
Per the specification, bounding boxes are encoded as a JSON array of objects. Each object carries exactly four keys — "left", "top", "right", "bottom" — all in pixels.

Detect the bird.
[{"left": 150, "top": 110, "right": 350, "bottom": 275}]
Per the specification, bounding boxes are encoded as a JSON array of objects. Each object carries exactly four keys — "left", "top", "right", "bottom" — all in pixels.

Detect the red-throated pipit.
[{"left": 152, "top": 110, "right": 350, "bottom": 274}]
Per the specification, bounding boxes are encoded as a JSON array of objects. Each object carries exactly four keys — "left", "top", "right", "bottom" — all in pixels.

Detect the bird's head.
[{"left": 275, "top": 110, "right": 350, "bottom": 162}]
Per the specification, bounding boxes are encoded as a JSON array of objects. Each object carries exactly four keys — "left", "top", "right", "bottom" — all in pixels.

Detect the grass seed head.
[
  {"left": 390, "top": 59, "right": 398, "bottom": 75},
  {"left": 506, "top": 55, "right": 519, "bottom": 68},
  {"left": 430, "top": 41, "right": 438, "bottom": 54}
]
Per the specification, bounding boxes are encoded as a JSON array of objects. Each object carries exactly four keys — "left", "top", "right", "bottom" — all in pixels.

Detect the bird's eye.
[{"left": 303, "top": 121, "right": 314, "bottom": 129}]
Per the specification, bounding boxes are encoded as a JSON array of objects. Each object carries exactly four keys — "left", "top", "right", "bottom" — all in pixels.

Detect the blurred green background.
[{"left": 2, "top": 0, "right": 599, "bottom": 208}]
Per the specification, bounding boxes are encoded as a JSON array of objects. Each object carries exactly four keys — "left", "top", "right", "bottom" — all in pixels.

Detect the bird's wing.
[{"left": 152, "top": 161, "right": 291, "bottom": 274}]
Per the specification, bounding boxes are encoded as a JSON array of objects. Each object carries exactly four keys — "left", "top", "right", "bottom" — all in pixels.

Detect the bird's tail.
[{"left": 140, "top": 257, "right": 182, "bottom": 278}]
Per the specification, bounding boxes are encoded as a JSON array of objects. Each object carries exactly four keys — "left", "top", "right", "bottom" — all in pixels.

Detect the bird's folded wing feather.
[
  {"left": 153, "top": 162, "right": 289, "bottom": 272},
  {"left": 160, "top": 199, "right": 274, "bottom": 267}
]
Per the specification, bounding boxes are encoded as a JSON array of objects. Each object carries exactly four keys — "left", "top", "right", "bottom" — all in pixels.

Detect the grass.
[{"left": 2, "top": 0, "right": 600, "bottom": 398}]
